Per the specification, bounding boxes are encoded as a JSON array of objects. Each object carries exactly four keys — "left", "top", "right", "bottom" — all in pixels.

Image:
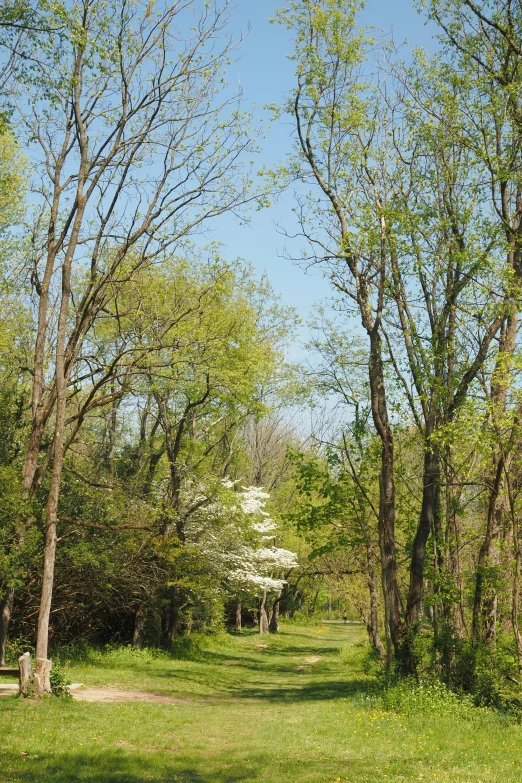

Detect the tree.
[
  {"left": 0, "top": 120, "right": 28, "bottom": 665},
  {"left": 422, "top": 0, "right": 522, "bottom": 650},
  {"left": 0, "top": 0, "right": 264, "bottom": 692},
  {"left": 276, "top": 0, "right": 402, "bottom": 664}
]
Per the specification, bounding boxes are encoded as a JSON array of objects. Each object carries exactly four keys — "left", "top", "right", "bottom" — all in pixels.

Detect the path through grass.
[{"left": 1, "top": 622, "right": 522, "bottom": 782}]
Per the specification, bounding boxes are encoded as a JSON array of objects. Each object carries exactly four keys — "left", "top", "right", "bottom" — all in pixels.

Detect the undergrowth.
[{"left": 340, "top": 639, "right": 515, "bottom": 722}]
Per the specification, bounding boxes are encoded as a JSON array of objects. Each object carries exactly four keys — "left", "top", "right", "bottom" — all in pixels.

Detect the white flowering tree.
[
  {"left": 185, "top": 481, "right": 298, "bottom": 634},
  {"left": 220, "top": 483, "right": 298, "bottom": 634}
]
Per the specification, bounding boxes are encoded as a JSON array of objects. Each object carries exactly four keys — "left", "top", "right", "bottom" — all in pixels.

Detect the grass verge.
[{"left": 1, "top": 623, "right": 521, "bottom": 782}]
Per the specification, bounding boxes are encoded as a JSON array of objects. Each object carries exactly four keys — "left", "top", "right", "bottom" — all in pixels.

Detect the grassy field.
[{"left": 1, "top": 622, "right": 522, "bottom": 782}]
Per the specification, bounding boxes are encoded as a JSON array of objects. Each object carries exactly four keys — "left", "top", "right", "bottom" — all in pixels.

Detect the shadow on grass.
[
  {"left": 0, "top": 750, "right": 257, "bottom": 783},
  {"left": 195, "top": 645, "right": 342, "bottom": 666},
  {"left": 233, "top": 676, "right": 372, "bottom": 702},
  {"left": 154, "top": 663, "right": 372, "bottom": 703}
]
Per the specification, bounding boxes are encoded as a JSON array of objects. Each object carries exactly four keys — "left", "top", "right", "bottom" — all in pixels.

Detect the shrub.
[
  {"left": 5, "top": 636, "right": 34, "bottom": 665},
  {"left": 170, "top": 634, "right": 206, "bottom": 660},
  {"left": 49, "top": 659, "right": 72, "bottom": 698},
  {"left": 376, "top": 676, "right": 480, "bottom": 720}
]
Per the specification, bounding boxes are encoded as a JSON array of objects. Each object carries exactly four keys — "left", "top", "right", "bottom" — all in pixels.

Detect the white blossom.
[
  {"left": 188, "top": 479, "right": 298, "bottom": 598},
  {"left": 252, "top": 518, "right": 277, "bottom": 533}
]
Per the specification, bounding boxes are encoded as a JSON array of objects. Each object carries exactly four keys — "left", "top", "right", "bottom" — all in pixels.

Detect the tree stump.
[
  {"left": 33, "top": 657, "right": 52, "bottom": 697},
  {"left": 18, "top": 651, "right": 33, "bottom": 697}
]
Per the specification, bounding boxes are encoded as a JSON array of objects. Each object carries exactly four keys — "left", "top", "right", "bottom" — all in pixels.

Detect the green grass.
[{"left": 1, "top": 622, "right": 522, "bottom": 782}]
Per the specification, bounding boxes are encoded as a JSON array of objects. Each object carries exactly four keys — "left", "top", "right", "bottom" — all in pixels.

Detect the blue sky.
[{"left": 209, "top": 1, "right": 439, "bottom": 343}]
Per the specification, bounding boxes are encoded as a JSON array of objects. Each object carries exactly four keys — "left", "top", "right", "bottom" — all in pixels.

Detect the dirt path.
[{"left": 72, "top": 686, "right": 189, "bottom": 704}]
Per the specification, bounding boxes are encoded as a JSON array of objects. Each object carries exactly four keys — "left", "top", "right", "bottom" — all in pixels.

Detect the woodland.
[{"left": 2, "top": 0, "right": 522, "bottom": 748}]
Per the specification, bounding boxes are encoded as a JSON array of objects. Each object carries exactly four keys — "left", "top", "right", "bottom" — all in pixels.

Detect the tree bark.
[
  {"left": 444, "top": 448, "right": 465, "bottom": 638},
  {"left": 404, "top": 440, "right": 440, "bottom": 671},
  {"left": 472, "top": 312, "right": 519, "bottom": 646},
  {"left": 235, "top": 599, "right": 242, "bottom": 632},
  {"left": 165, "top": 601, "right": 179, "bottom": 647},
  {"left": 0, "top": 587, "right": 14, "bottom": 667},
  {"left": 472, "top": 458, "right": 504, "bottom": 646},
  {"left": 369, "top": 330, "right": 402, "bottom": 665},
  {"left": 366, "top": 545, "right": 385, "bottom": 658},
  {"left": 510, "top": 487, "right": 522, "bottom": 675},
  {"left": 269, "top": 591, "right": 281, "bottom": 633},
  {"left": 35, "top": 410, "right": 66, "bottom": 666},
  {"left": 132, "top": 608, "right": 145, "bottom": 649},
  {"left": 259, "top": 592, "right": 269, "bottom": 635}
]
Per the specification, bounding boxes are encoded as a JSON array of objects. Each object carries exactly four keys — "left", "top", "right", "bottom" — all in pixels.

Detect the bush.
[
  {"left": 49, "top": 659, "right": 72, "bottom": 698},
  {"left": 282, "top": 611, "right": 325, "bottom": 627},
  {"left": 452, "top": 638, "right": 522, "bottom": 718},
  {"left": 5, "top": 636, "right": 34, "bottom": 665},
  {"left": 170, "top": 634, "right": 206, "bottom": 660},
  {"left": 376, "top": 676, "right": 480, "bottom": 720},
  {"left": 56, "top": 642, "right": 171, "bottom": 669}
]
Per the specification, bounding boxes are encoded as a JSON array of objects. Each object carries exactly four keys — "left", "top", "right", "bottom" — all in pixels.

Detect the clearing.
[{"left": 0, "top": 623, "right": 521, "bottom": 782}]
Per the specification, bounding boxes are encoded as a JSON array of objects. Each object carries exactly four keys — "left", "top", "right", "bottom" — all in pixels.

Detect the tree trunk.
[
  {"left": 445, "top": 450, "right": 465, "bottom": 638},
  {"left": 259, "top": 592, "right": 269, "bottom": 635},
  {"left": 35, "top": 437, "right": 64, "bottom": 667},
  {"left": 0, "top": 587, "right": 14, "bottom": 667},
  {"left": 483, "top": 527, "right": 501, "bottom": 648},
  {"left": 473, "top": 313, "right": 518, "bottom": 646},
  {"left": 472, "top": 458, "right": 504, "bottom": 646},
  {"left": 511, "top": 489, "right": 522, "bottom": 675},
  {"left": 368, "top": 329, "right": 402, "bottom": 666},
  {"left": 132, "top": 608, "right": 145, "bottom": 650},
  {"left": 404, "top": 440, "right": 440, "bottom": 671},
  {"left": 35, "top": 165, "right": 79, "bottom": 685},
  {"left": 1, "top": 419, "right": 50, "bottom": 666},
  {"left": 269, "top": 591, "right": 281, "bottom": 633},
  {"left": 309, "top": 588, "right": 320, "bottom": 617},
  {"left": 235, "top": 599, "right": 242, "bottom": 632},
  {"left": 165, "top": 601, "right": 179, "bottom": 647},
  {"left": 327, "top": 595, "right": 332, "bottom": 620},
  {"left": 366, "top": 545, "right": 385, "bottom": 658}
]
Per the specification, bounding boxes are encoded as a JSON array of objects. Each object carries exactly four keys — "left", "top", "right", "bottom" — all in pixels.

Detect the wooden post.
[{"left": 18, "top": 651, "right": 33, "bottom": 697}]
